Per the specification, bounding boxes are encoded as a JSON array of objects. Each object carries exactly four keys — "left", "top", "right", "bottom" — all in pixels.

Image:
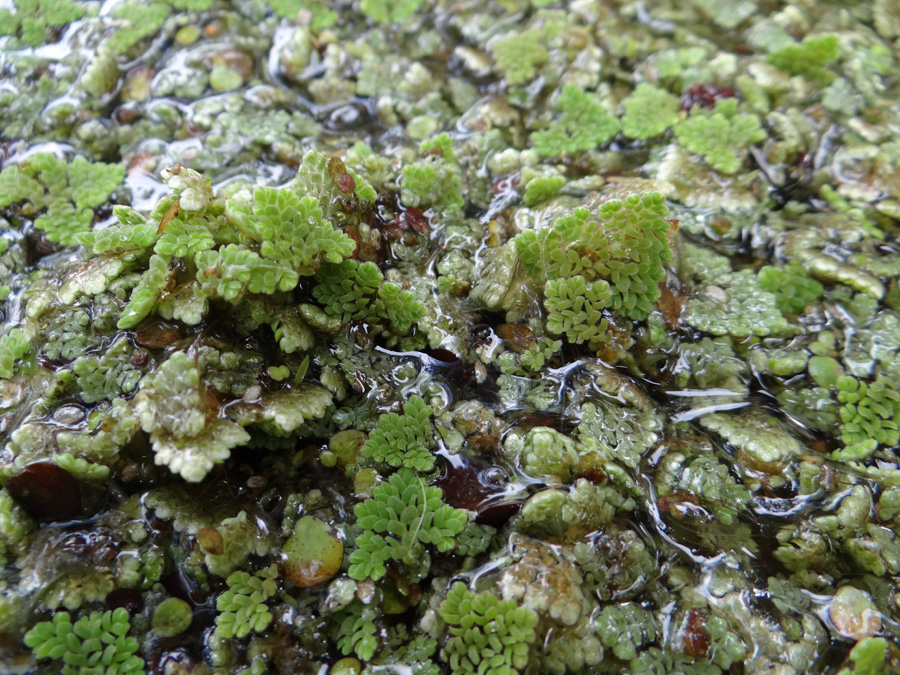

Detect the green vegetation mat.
[{"left": 2, "top": 0, "right": 900, "bottom": 673}]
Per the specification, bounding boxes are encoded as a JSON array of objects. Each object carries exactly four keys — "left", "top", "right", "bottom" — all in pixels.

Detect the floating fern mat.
[{"left": 2, "top": 0, "right": 900, "bottom": 673}]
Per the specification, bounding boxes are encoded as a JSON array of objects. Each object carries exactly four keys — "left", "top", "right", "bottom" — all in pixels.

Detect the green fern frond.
[
  {"left": 543, "top": 275, "right": 611, "bottom": 346},
  {"left": 154, "top": 218, "right": 216, "bottom": 261},
  {"left": 834, "top": 375, "right": 900, "bottom": 461},
  {"left": 313, "top": 260, "right": 384, "bottom": 323},
  {"left": 107, "top": 1, "right": 169, "bottom": 53},
  {"left": 375, "top": 282, "right": 426, "bottom": 333},
  {"left": 491, "top": 30, "right": 548, "bottom": 85},
  {"left": 293, "top": 150, "right": 377, "bottom": 224},
  {"left": 117, "top": 254, "right": 171, "bottom": 329},
  {"left": 0, "top": 329, "right": 30, "bottom": 379},
  {"left": 0, "top": 154, "right": 124, "bottom": 245},
  {"left": 215, "top": 564, "right": 278, "bottom": 639},
  {"left": 360, "top": 0, "right": 423, "bottom": 24},
  {"left": 757, "top": 265, "right": 824, "bottom": 314},
  {"left": 595, "top": 603, "right": 660, "bottom": 661},
  {"left": 516, "top": 193, "right": 673, "bottom": 320},
  {"left": 332, "top": 600, "right": 379, "bottom": 661},
  {"left": 267, "top": 0, "right": 338, "bottom": 29},
  {"left": 230, "top": 186, "right": 356, "bottom": 280},
  {"left": 348, "top": 468, "right": 467, "bottom": 581},
  {"left": 621, "top": 83, "right": 680, "bottom": 140},
  {"left": 78, "top": 207, "right": 158, "bottom": 255},
  {"left": 361, "top": 396, "right": 434, "bottom": 470},
  {"left": 400, "top": 158, "right": 464, "bottom": 215},
  {"left": 73, "top": 337, "right": 144, "bottom": 403},
  {"left": 767, "top": 34, "right": 839, "bottom": 87},
  {"left": 439, "top": 582, "right": 538, "bottom": 675},
  {"left": 674, "top": 98, "right": 766, "bottom": 174},
  {"left": 0, "top": 165, "right": 43, "bottom": 211},
  {"left": 24, "top": 608, "right": 144, "bottom": 675},
  {"left": 532, "top": 84, "right": 621, "bottom": 157},
  {"left": 195, "top": 245, "right": 295, "bottom": 302}
]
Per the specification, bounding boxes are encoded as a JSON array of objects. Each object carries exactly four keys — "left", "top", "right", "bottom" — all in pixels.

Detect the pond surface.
[{"left": 1, "top": 0, "right": 900, "bottom": 673}]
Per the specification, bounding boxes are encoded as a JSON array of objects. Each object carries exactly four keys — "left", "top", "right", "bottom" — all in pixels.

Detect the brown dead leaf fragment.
[
  {"left": 657, "top": 281, "right": 684, "bottom": 329},
  {"left": 496, "top": 323, "right": 536, "bottom": 352},
  {"left": 158, "top": 198, "right": 181, "bottom": 234}
]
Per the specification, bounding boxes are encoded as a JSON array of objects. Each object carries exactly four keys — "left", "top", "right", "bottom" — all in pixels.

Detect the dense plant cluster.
[{"left": 2, "top": 0, "right": 900, "bottom": 674}]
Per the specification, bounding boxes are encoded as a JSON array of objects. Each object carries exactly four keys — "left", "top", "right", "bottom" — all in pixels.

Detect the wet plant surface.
[{"left": 2, "top": 0, "right": 900, "bottom": 674}]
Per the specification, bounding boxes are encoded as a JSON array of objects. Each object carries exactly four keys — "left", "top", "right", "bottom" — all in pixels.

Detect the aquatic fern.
[
  {"left": 195, "top": 245, "right": 293, "bottom": 301},
  {"left": 491, "top": 30, "right": 548, "bottom": 85},
  {"left": 0, "top": 165, "right": 44, "bottom": 210},
  {"left": 267, "top": 0, "right": 337, "bottom": 29},
  {"left": 117, "top": 255, "right": 171, "bottom": 329},
  {"left": 374, "top": 282, "right": 426, "bottom": 333},
  {"left": 107, "top": 1, "right": 169, "bottom": 53},
  {"left": 0, "top": 329, "right": 29, "bottom": 379},
  {"left": 758, "top": 265, "right": 824, "bottom": 314},
  {"left": 656, "top": 453, "right": 751, "bottom": 525},
  {"left": 522, "top": 173, "right": 565, "bottom": 207},
  {"left": 516, "top": 193, "right": 673, "bottom": 320},
  {"left": 543, "top": 275, "right": 611, "bottom": 346},
  {"left": 80, "top": 208, "right": 158, "bottom": 255},
  {"left": 702, "top": 409, "right": 803, "bottom": 465},
  {"left": 154, "top": 218, "right": 216, "bottom": 261},
  {"left": 0, "top": 154, "right": 124, "bottom": 246},
  {"left": 361, "top": 0, "right": 423, "bottom": 24},
  {"left": 0, "top": 0, "right": 84, "bottom": 47},
  {"left": 674, "top": 98, "right": 766, "bottom": 174},
  {"left": 499, "top": 337, "right": 562, "bottom": 376},
  {"left": 230, "top": 186, "right": 355, "bottom": 279},
  {"left": 843, "top": 637, "right": 889, "bottom": 675},
  {"left": 768, "top": 34, "right": 839, "bottom": 86},
  {"left": 576, "top": 400, "right": 662, "bottom": 469},
  {"left": 35, "top": 202, "right": 94, "bottom": 246},
  {"left": 38, "top": 305, "right": 95, "bottom": 361},
  {"left": 421, "top": 132, "right": 456, "bottom": 161},
  {"left": 622, "top": 83, "right": 680, "bottom": 140},
  {"left": 532, "top": 84, "right": 621, "bottom": 157},
  {"left": 401, "top": 136, "right": 465, "bottom": 215},
  {"left": 24, "top": 608, "right": 144, "bottom": 675},
  {"left": 134, "top": 351, "right": 250, "bottom": 482},
  {"left": 834, "top": 375, "right": 900, "bottom": 461},
  {"left": 35, "top": 154, "right": 123, "bottom": 211},
  {"left": 439, "top": 582, "right": 538, "bottom": 675},
  {"left": 293, "top": 150, "right": 376, "bottom": 225},
  {"left": 684, "top": 269, "right": 789, "bottom": 338},
  {"left": 73, "top": 337, "right": 143, "bottom": 403},
  {"left": 215, "top": 564, "right": 278, "bottom": 639},
  {"left": 313, "top": 260, "right": 384, "bottom": 323},
  {"left": 314, "top": 260, "right": 425, "bottom": 333},
  {"left": 596, "top": 603, "right": 660, "bottom": 661},
  {"left": 348, "top": 469, "right": 467, "bottom": 581},
  {"left": 81, "top": 47, "right": 119, "bottom": 99},
  {"left": 332, "top": 600, "right": 378, "bottom": 661},
  {"left": 361, "top": 396, "right": 434, "bottom": 471}
]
